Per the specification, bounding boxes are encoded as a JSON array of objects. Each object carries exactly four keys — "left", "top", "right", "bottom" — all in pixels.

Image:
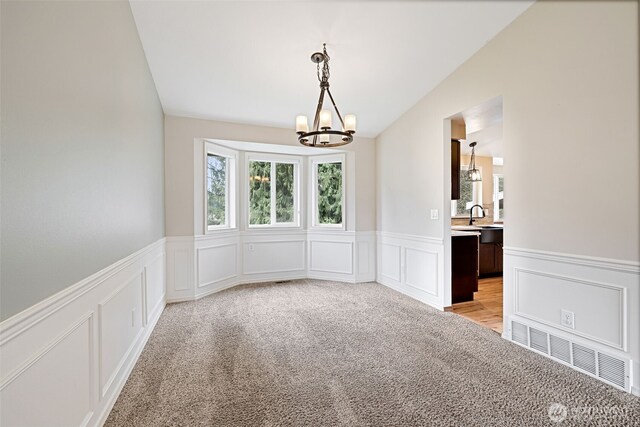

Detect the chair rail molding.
[{"left": 0, "top": 238, "right": 166, "bottom": 427}]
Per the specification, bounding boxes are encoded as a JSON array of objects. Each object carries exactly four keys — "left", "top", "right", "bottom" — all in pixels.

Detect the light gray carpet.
[{"left": 105, "top": 280, "right": 639, "bottom": 426}]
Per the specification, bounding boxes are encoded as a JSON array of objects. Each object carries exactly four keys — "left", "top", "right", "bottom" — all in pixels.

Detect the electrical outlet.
[
  {"left": 248, "top": 244, "right": 254, "bottom": 252},
  {"left": 430, "top": 209, "right": 439, "bottom": 220},
  {"left": 131, "top": 309, "right": 136, "bottom": 327},
  {"left": 561, "top": 309, "right": 575, "bottom": 329}
]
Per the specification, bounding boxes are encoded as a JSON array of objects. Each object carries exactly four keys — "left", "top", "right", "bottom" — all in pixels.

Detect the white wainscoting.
[
  {"left": 503, "top": 247, "right": 640, "bottom": 395},
  {"left": 0, "top": 238, "right": 166, "bottom": 427},
  {"left": 376, "top": 232, "right": 445, "bottom": 310},
  {"left": 166, "top": 231, "right": 376, "bottom": 303}
]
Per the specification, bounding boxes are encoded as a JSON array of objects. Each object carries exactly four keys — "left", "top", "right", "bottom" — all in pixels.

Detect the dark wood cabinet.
[
  {"left": 479, "top": 243, "right": 497, "bottom": 276},
  {"left": 452, "top": 234, "right": 478, "bottom": 303},
  {"left": 451, "top": 139, "right": 460, "bottom": 200},
  {"left": 479, "top": 243, "right": 503, "bottom": 277}
]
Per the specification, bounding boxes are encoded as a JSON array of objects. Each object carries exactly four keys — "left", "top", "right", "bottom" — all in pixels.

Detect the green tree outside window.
[
  {"left": 317, "top": 162, "right": 342, "bottom": 224},
  {"left": 207, "top": 154, "right": 226, "bottom": 226}
]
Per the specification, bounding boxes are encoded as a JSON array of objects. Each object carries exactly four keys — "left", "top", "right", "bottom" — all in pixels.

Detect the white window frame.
[
  {"left": 204, "top": 142, "right": 237, "bottom": 233},
  {"left": 493, "top": 173, "right": 504, "bottom": 222},
  {"left": 246, "top": 152, "right": 301, "bottom": 229},
  {"left": 310, "top": 154, "right": 346, "bottom": 229},
  {"left": 451, "top": 166, "right": 483, "bottom": 218}
]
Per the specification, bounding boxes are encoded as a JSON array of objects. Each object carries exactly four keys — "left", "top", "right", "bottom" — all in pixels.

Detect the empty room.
[{"left": 1, "top": 0, "right": 639, "bottom": 425}]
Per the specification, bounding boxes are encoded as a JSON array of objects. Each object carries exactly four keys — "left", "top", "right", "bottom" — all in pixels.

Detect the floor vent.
[
  {"left": 549, "top": 335, "right": 571, "bottom": 364},
  {"left": 598, "top": 353, "right": 626, "bottom": 389},
  {"left": 529, "top": 328, "right": 549, "bottom": 354},
  {"left": 572, "top": 343, "right": 597, "bottom": 375},
  {"left": 509, "top": 318, "right": 629, "bottom": 392},
  {"left": 511, "top": 321, "right": 528, "bottom": 346}
]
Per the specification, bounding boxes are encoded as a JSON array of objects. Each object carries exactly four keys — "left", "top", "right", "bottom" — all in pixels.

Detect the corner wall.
[
  {"left": 0, "top": 1, "right": 167, "bottom": 424},
  {"left": 0, "top": 0, "right": 165, "bottom": 321},
  {"left": 375, "top": 1, "right": 639, "bottom": 392}
]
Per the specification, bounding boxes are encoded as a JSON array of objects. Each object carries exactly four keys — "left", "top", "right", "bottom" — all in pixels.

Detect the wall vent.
[
  {"left": 529, "top": 328, "right": 549, "bottom": 354},
  {"left": 511, "top": 321, "right": 528, "bottom": 346},
  {"left": 549, "top": 335, "right": 571, "bottom": 364},
  {"left": 509, "top": 317, "right": 629, "bottom": 392},
  {"left": 572, "top": 343, "right": 597, "bottom": 375},
  {"left": 598, "top": 353, "right": 626, "bottom": 389}
]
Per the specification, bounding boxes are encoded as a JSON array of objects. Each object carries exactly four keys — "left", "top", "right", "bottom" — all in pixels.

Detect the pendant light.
[
  {"left": 295, "top": 44, "right": 356, "bottom": 147},
  {"left": 468, "top": 142, "right": 482, "bottom": 182}
]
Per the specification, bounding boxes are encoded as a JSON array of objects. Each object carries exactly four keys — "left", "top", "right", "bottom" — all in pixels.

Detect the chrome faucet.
[{"left": 469, "top": 204, "right": 485, "bottom": 225}]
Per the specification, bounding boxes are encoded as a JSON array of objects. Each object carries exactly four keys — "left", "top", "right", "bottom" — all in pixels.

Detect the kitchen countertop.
[
  {"left": 451, "top": 224, "right": 503, "bottom": 231},
  {"left": 451, "top": 230, "right": 480, "bottom": 237}
]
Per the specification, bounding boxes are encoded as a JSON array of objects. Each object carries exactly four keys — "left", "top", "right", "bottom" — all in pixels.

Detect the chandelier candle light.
[
  {"left": 468, "top": 141, "right": 482, "bottom": 182},
  {"left": 296, "top": 44, "right": 356, "bottom": 147}
]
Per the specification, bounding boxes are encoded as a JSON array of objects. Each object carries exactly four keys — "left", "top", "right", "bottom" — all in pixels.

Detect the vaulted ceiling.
[{"left": 129, "top": 1, "right": 533, "bottom": 137}]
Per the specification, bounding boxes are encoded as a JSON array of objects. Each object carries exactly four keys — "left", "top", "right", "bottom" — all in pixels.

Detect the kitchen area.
[{"left": 447, "top": 97, "right": 504, "bottom": 333}]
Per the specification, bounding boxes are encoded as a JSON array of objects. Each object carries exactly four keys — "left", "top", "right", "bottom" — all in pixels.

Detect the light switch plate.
[
  {"left": 561, "top": 309, "right": 575, "bottom": 329},
  {"left": 430, "top": 209, "right": 439, "bottom": 220}
]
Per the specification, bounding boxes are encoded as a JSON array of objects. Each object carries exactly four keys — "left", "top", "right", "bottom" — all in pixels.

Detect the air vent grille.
[
  {"left": 572, "top": 343, "right": 597, "bottom": 375},
  {"left": 508, "top": 318, "right": 629, "bottom": 391},
  {"left": 511, "top": 321, "right": 528, "bottom": 345},
  {"left": 598, "top": 353, "right": 626, "bottom": 389},
  {"left": 529, "top": 328, "right": 549, "bottom": 354},
  {"left": 549, "top": 335, "right": 571, "bottom": 364}
]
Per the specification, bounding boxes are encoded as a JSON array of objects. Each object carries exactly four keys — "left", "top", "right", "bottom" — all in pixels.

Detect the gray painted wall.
[{"left": 1, "top": 1, "right": 165, "bottom": 320}]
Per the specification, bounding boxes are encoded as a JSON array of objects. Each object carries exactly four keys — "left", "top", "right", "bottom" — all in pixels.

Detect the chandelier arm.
[
  {"left": 326, "top": 88, "right": 346, "bottom": 131},
  {"left": 311, "top": 88, "right": 326, "bottom": 146}
]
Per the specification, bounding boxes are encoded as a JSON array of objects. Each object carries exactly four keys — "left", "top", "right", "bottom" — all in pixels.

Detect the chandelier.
[
  {"left": 296, "top": 44, "right": 356, "bottom": 147},
  {"left": 468, "top": 142, "right": 482, "bottom": 182}
]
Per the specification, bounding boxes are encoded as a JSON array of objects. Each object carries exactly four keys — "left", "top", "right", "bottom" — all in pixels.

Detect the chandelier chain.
[{"left": 316, "top": 43, "right": 330, "bottom": 83}]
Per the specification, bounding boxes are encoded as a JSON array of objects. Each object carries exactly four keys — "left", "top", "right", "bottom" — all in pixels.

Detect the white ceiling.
[
  {"left": 129, "top": 1, "right": 533, "bottom": 138},
  {"left": 459, "top": 96, "right": 503, "bottom": 158}
]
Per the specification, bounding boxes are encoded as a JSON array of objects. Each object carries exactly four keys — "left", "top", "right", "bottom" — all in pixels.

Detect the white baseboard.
[{"left": 92, "top": 299, "right": 165, "bottom": 426}]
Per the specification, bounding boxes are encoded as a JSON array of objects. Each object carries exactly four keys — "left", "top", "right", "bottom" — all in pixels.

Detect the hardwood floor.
[{"left": 447, "top": 276, "right": 503, "bottom": 334}]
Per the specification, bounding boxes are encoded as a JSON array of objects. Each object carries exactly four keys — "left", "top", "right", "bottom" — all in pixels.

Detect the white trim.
[
  {"left": 196, "top": 243, "right": 239, "bottom": 288},
  {"left": 204, "top": 141, "right": 238, "bottom": 233},
  {"left": 0, "top": 311, "right": 95, "bottom": 392},
  {"left": 0, "top": 238, "right": 166, "bottom": 344},
  {"left": 97, "top": 272, "right": 145, "bottom": 398},
  {"left": 504, "top": 246, "right": 640, "bottom": 273},
  {"left": 376, "top": 231, "right": 443, "bottom": 246},
  {"left": 513, "top": 267, "right": 626, "bottom": 351},
  {"left": 93, "top": 300, "right": 165, "bottom": 427},
  {"left": 310, "top": 153, "right": 346, "bottom": 230},
  {"left": 404, "top": 247, "right": 439, "bottom": 297},
  {"left": 245, "top": 152, "right": 302, "bottom": 229},
  {"left": 308, "top": 240, "right": 354, "bottom": 275}
]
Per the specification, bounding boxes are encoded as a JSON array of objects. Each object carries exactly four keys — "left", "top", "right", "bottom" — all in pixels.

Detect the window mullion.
[{"left": 271, "top": 162, "right": 276, "bottom": 225}]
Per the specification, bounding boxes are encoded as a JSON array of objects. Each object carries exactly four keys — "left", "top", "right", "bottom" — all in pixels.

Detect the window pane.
[
  {"left": 207, "top": 154, "right": 226, "bottom": 226},
  {"left": 457, "top": 169, "right": 474, "bottom": 216},
  {"left": 498, "top": 176, "right": 504, "bottom": 220},
  {"left": 275, "top": 163, "right": 294, "bottom": 223},
  {"left": 317, "top": 162, "right": 342, "bottom": 224},
  {"left": 249, "top": 161, "right": 271, "bottom": 225}
]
